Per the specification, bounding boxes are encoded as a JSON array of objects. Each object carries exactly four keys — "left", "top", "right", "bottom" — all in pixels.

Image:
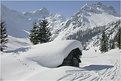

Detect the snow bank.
[
  {"left": 1, "top": 52, "right": 49, "bottom": 81},
  {"left": 1, "top": 47, "right": 121, "bottom": 81},
  {"left": 6, "top": 35, "right": 31, "bottom": 51},
  {"left": 22, "top": 40, "right": 82, "bottom": 68}
]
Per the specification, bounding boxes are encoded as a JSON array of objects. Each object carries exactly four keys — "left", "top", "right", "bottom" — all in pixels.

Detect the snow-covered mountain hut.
[
  {"left": 58, "top": 48, "right": 82, "bottom": 67},
  {"left": 24, "top": 40, "right": 82, "bottom": 68}
]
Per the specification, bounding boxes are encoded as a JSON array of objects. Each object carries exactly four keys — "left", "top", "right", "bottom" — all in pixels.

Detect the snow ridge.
[
  {"left": 55, "top": 2, "right": 120, "bottom": 42},
  {"left": 1, "top": 4, "right": 65, "bottom": 38}
]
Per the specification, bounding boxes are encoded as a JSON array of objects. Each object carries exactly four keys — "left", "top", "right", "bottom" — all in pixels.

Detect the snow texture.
[
  {"left": 6, "top": 35, "right": 31, "bottom": 52},
  {"left": 1, "top": 47, "right": 121, "bottom": 81},
  {"left": 1, "top": 4, "right": 65, "bottom": 38},
  {"left": 1, "top": 2, "right": 121, "bottom": 81},
  {"left": 22, "top": 40, "right": 82, "bottom": 68},
  {"left": 55, "top": 2, "right": 120, "bottom": 40}
]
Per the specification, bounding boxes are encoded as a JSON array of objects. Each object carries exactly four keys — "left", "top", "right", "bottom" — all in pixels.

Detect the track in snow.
[
  {"left": 58, "top": 62, "right": 120, "bottom": 81},
  {"left": 12, "top": 53, "right": 36, "bottom": 71}
]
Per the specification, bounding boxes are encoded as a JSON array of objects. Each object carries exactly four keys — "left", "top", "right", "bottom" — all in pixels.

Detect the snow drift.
[
  {"left": 22, "top": 40, "right": 82, "bottom": 68},
  {"left": 1, "top": 48, "right": 121, "bottom": 81},
  {"left": 1, "top": 4, "right": 65, "bottom": 38},
  {"left": 55, "top": 2, "right": 120, "bottom": 40}
]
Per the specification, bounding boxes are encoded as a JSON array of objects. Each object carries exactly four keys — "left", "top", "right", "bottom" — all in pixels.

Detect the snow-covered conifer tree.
[
  {"left": 116, "top": 28, "right": 121, "bottom": 49},
  {"left": 38, "top": 19, "right": 51, "bottom": 43},
  {"left": 100, "top": 31, "right": 108, "bottom": 53},
  {"left": 0, "top": 21, "right": 8, "bottom": 51},
  {"left": 29, "top": 22, "right": 39, "bottom": 45},
  {"left": 29, "top": 19, "right": 51, "bottom": 44}
]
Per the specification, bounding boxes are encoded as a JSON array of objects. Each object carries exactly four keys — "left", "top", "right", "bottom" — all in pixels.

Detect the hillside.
[
  {"left": 55, "top": 2, "right": 120, "bottom": 41},
  {"left": 1, "top": 2, "right": 121, "bottom": 81},
  {"left": 1, "top": 4, "right": 65, "bottom": 38},
  {"left": 1, "top": 46, "right": 121, "bottom": 81}
]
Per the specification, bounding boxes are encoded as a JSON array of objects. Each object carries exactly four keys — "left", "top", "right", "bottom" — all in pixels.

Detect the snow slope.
[
  {"left": 23, "top": 8, "right": 50, "bottom": 21},
  {"left": 5, "top": 36, "right": 31, "bottom": 52},
  {"left": 2, "top": 2, "right": 119, "bottom": 42},
  {"left": 1, "top": 47, "right": 121, "bottom": 81},
  {"left": 55, "top": 2, "right": 120, "bottom": 40},
  {"left": 47, "top": 13, "right": 65, "bottom": 40},
  {"left": 1, "top": 4, "right": 33, "bottom": 38},
  {"left": 1, "top": 4, "right": 65, "bottom": 38},
  {"left": 1, "top": 2, "right": 121, "bottom": 81},
  {"left": 20, "top": 40, "right": 82, "bottom": 68}
]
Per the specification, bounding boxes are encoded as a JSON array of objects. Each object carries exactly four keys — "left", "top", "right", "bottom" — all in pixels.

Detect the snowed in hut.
[
  {"left": 58, "top": 48, "right": 82, "bottom": 67},
  {"left": 25, "top": 40, "right": 82, "bottom": 68}
]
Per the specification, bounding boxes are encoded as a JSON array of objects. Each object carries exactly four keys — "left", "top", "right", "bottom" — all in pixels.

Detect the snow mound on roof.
[{"left": 22, "top": 40, "right": 82, "bottom": 68}]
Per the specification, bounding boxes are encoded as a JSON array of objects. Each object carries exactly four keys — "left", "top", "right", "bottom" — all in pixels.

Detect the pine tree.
[
  {"left": 29, "top": 22, "right": 39, "bottom": 45},
  {"left": 109, "top": 39, "right": 115, "bottom": 49},
  {"left": 29, "top": 19, "right": 51, "bottom": 44},
  {"left": 116, "top": 28, "right": 121, "bottom": 49},
  {"left": 0, "top": 21, "right": 8, "bottom": 51},
  {"left": 100, "top": 31, "right": 108, "bottom": 53},
  {"left": 38, "top": 19, "right": 51, "bottom": 43}
]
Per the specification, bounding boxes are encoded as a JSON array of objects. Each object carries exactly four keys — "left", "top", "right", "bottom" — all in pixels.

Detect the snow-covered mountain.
[
  {"left": 66, "top": 2, "right": 119, "bottom": 28},
  {"left": 1, "top": 43, "right": 121, "bottom": 81},
  {"left": 1, "top": 4, "right": 33, "bottom": 38},
  {"left": 23, "top": 9, "right": 65, "bottom": 39},
  {"left": 47, "top": 13, "right": 66, "bottom": 40},
  {"left": 1, "top": 4, "right": 65, "bottom": 38},
  {"left": 1, "top": 2, "right": 121, "bottom": 81},
  {"left": 23, "top": 8, "right": 50, "bottom": 21},
  {"left": 85, "top": 20, "right": 121, "bottom": 50},
  {"left": 1, "top": 2, "right": 120, "bottom": 50},
  {"left": 55, "top": 2, "right": 120, "bottom": 45},
  {"left": 6, "top": 35, "right": 32, "bottom": 52}
]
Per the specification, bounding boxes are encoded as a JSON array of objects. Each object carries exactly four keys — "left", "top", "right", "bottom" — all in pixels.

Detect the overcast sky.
[{"left": 2, "top": 1, "right": 120, "bottom": 18}]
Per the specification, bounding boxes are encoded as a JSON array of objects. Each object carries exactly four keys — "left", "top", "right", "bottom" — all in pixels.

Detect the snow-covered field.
[
  {"left": 1, "top": 44, "right": 121, "bottom": 81},
  {"left": 1, "top": 2, "right": 121, "bottom": 81},
  {"left": 6, "top": 36, "right": 32, "bottom": 52}
]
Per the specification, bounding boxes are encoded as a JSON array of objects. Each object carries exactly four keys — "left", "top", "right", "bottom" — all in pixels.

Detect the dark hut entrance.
[{"left": 58, "top": 48, "right": 82, "bottom": 67}]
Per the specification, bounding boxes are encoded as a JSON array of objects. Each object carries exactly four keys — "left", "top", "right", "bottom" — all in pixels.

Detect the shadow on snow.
[
  {"left": 5, "top": 47, "right": 30, "bottom": 53},
  {"left": 83, "top": 65, "right": 114, "bottom": 71}
]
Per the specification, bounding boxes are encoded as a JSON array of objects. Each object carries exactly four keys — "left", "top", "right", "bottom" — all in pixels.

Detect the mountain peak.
[
  {"left": 81, "top": 3, "right": 89, "bottom": 9},
  {"left": 94, "top": 2, "right": 118, "bottom": 16},
  {"left": 95, "top": 2, "right": 103, "bottom": 6},
  {"left": 60, "top": 2, "right": 119, "bottom": 40},
  {"left": 80, "top": 3, "right": 92, "bottom": 11},
  {"left": 40, "top": 7, "right": 48, "bottom": 11},
  {"left": 23, "top": 7, "right": 50, "bottom": 20},
  {"left": 79, "top": 2, "right": 118, "bottom": 17},
  {"left": 33, "top": 7, "right": 49, "bottom": 14}
]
